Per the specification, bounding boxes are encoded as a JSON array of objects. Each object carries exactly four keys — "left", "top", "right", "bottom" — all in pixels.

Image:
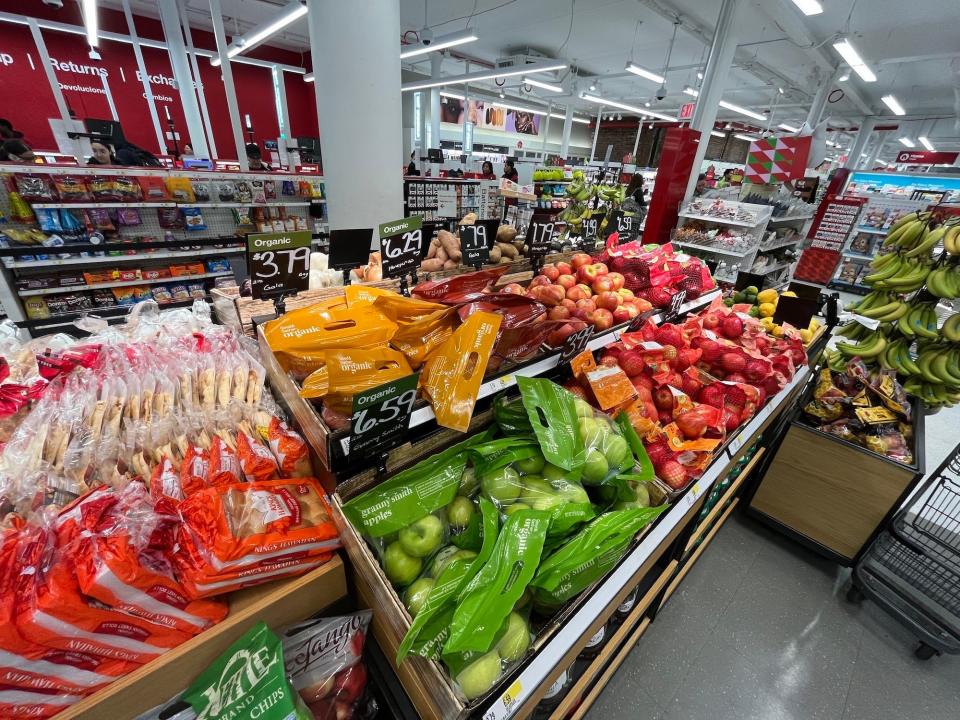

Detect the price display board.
[
  {"left": 328, "top": 228, "right": 375, "bottom": 270},
  {"left": 461, "top": 219, "right": 499, "bottom": 266},
  {"left": 608, "top": 210, "right": 638, "bottom": 240},
  {"left": 246, "top": 230, "right": 312, "bottom": 299},
  {"left": 526, "top": 214, "right": 558, "bottom": 257},
  {"left": 349, "top": 373, "right": 420, "bottom": 455},
  {"left": 772, "top": 294, "right": 818, "bottom": 330},
  {"left": 378, "top": 216, "right": 423, "bottom": 279},
  {"left": 661, "top": 289, "right": 688, "bottom": 323},
  {"left": 559, "top": 324, "right": 594, "bottom": 364},
  {"left": 583, "top": 211, "right": 607, "bottom": 241}
]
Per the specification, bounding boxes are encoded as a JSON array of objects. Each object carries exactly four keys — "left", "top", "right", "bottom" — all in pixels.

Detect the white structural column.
[
  {"left": 157, "top": 0, "right": 208, "bottom": 156},
  {"left": 123, "top": 0, "right": 166, "bottom": 154},
  {"left": 541, "top": 101, "right": 553, "bottom": 152},
  {"left": 590, "top": 107, "right": 602, "bottom": 161},
  {"left": 631, "top": 121, "right": 643, "bottom": 162},
  {"left": 178, "top": 0, "right": 217, "bottom": 157},
  {"left": 844, "top": 116, "right": 876, "bottom": 169},
  {"left": 683, "top": 0, "right": 742, "bottom": 203},
  {"left": 27, "top": 19, "right": 71, "bottom": 123},
  {"left": 307, "top": 0, "right": 404, "bottom": 231},
  {"left": 864, "top": 130, "right": 887, "bottom": 169},
  {"left": 560, "top": 104, "right": 574, "bottom": 159},
  {"left": 805, "top": 65, "right": 842, "bottom": 130},
  {"left": 208, "top": 0, "right": 248, "bottom": 168},
  {"left": 429, "top": 54, "right": 442, "bottom": 151}
]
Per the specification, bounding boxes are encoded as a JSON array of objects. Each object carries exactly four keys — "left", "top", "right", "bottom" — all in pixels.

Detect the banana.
[
  {"left": 872, "top": 302, "right": 910, "bottom": 322},
  {"left": 930, "top": 349, "right": 960, "bottom": 386},
  {"left": 878, "top": 262, "right": 930, "bottom": 292},
  {"left": 862, "top": 256, "right": 905, "bottom": 284},
  {"left": 943, "top": 225, "right": 960, "bottom": 256},
  {"left": 904, "top": 225, "right": 947, "bottom": 258},
  {"left": 870, "top": 251, "right": 900, "bottom": 270},
  {"left": 942, "top": 314, "right": 960, "bottom": 342},
  {"left": 894, "top": 220, "right": 927, "bottom": 250},
  {"left": 837, "top": 332, "right": 887, "bottom": 359},
  {"left": 916, "top": 349, "right": 946, "bottom": 384},
  {"left": 892, "top": 339, "right": 923, "bottom": 376},
  {"left": 858, "top": 300, "right": 905, "bottom": 320},
  {"left": 897, "top": 311, "right": 916, "bottom": 338}
]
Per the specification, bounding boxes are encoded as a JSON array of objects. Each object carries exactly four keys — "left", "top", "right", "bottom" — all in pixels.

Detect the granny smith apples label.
[
  {"left": 246, "top": 230, "right": 312, "bottom": 299},
  {"left": 349, "top": 372, "right": 419, "bottom": 455},
  {"left": 379, "top": 216, "right": 423, "bottom": 279}
]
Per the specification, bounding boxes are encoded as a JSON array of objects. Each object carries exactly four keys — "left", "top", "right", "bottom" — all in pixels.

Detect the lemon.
[
  {"left": 772, "top": 324, "right": 785, "bottom": 337},
  {"left": 758, "top": 302, "right": 776, "bottom": 318},
  {"left": 760, "top": 317, "right": 775, "bottom": 329},
  {"left": 799, "top": 328, "right": 813, "bottom": 344},
  {"left": 756, "top": 289, "right": 779, "bottom": 305},
  {"left": 781, "top": 290, "right": 798, "bottom": 298}
]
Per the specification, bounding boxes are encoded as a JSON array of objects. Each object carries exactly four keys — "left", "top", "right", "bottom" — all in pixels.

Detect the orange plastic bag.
[
  {"left": 299, "top": 363, "right": 330, "bottom": 400},
  {"left": 149, "top": 456, "right": 184, "bottom": 504},
  {"left": 176, "top": 552, "right": 332, "bottom": 599},
  {"left": 209, "top": 435, "right": 243, "bottom": 486},
  {"left": 420, "top": 311, "right": 502, "bottom": 432},
  {"left": 237, "top": 431, "right": 279, "bottom": 482},
  {"left": 180, "top": 445, "right": 210, "bottom": 497},
  {"left": 260, "top": 414, "right": 312, "bottom": 477},
  {"left": 373, "top": 294, "right": 457, "bottom": 368},
  {"left": 344, "top": 284, "right": 396, "bottom": 307},
  {"left": 320, "top": 347, "right": 413, "bottom": 414}
]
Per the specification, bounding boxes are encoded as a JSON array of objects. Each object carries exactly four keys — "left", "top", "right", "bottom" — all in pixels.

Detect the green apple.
[
  {"left": 582, "top": 447, "right": 609, "bottom": 484},
  {"left": 503, "top": 502, "right": 531, "bottom": 516},
  {"left": 613, "top": 481, "right": 650, "bottom": 509},
  {"left": 383, "top": 542, "right": 422, "bottom": 587},
  {"left": 521, "top": 478, "right": 562, "bottom": 511},
  {"left": 430, "top": 548, "right": 477, "bottom": 578},
  {"left": 456, "top": 650, "right": 502, "bottom": 700},
  {"left": 481, "top": 466, "right": 521, "bottom": 504},
  {"left": 515, "top": 451, "right": 546, "bottom": 475},
  {"left": 405, "top": 577, "right": 435, "bottom": 617},
  {"left": 447, "top": 496, "right": 476, "bottom": 529},
  {"left": 552, "top": 478, "right": 590, "bottom": 504},
  {"left": 496, "top": 612, "right": 531, "bottom": 662},
  {"left": 542, "top": 463, "right": 567, "bottom": 482},
  {"left": 578, "top": 417, "right": 603, "bottom": 447},
  {"left": 573, "top": 397, "right": 594, "bottom": 419},
  {"left": 601, "top": 433, "right": 630, "bottom": 469},
  {"left": 459, "top": 466, "right": 478, "bottom": 495},
  {"left": 399, "top": 515, "right": 445, "bottom": 558}
]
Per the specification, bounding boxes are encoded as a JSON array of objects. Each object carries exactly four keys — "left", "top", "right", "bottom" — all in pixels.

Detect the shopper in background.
[
  {"left": 480, "top": 161, "right": 496, "bottom": 179},
  {"left": 0, "top": 119, "right": 24, "bottom": 140},
  {"left": 625, "top": 174, "right": 646, "bottom": 207},
  {"left": 113, "top": 142, "right": 161, "bottom": 167},
  {"left": 246, "top": 143, "right": 271, "bottom": 171},
  {"left": 87, "top": 141, "right": 117, "bottom": 166},
  {"left": 502, "top": 159, "right": 518, "bottom": 182},
  {"left": 716, "top": 169, "right": 734, "bottom": 188},
  {"left": 0, "top": 139, "right": 34, "bottom": 162},
  {"left": 694, "top": 173, "right": 708, "bottom": 196},
  {"left": 406, "top": 151, "right": 420, "bottom": 176}
]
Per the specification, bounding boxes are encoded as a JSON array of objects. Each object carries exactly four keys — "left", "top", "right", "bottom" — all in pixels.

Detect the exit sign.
[{"left": 679, "top": 102, "right": 695, "bottom": 120}]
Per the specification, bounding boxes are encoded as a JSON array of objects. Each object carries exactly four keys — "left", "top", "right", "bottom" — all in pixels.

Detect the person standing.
[
  {"left": 87, "top": 141, "right": 117, "bottom": 165},
  {"left": 480, "top": 161, "right": 496, "bottom": 179},
  {"left": 625, "top": 174, "right": 646, "bottom": 207},
  {"left": 246, "top": 143, "right": 271, "bottom": 171},
  {"left": 502, "top": 158, "right": 518, "bottom": 182},
  {"left": 406, "top": 151, "right": 420, "bottom": 176}
]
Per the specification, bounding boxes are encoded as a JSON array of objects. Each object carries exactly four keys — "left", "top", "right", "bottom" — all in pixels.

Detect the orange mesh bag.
[{"left": 236, "top": 431, "right": 279, "bottom": 483}]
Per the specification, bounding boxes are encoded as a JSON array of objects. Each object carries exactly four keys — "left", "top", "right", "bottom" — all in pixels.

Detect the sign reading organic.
[{"left": 378, "top": 216, "right": 423, "bottom": 279}]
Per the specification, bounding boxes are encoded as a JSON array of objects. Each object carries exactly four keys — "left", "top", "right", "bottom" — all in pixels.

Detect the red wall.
[{"left": 0, "top": 2, "right": 318, "bottom": 158}]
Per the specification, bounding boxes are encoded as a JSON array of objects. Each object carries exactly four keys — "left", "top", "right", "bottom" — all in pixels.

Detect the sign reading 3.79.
[{"left": 246, "top": 230, "right": 312, "bottom": 299}]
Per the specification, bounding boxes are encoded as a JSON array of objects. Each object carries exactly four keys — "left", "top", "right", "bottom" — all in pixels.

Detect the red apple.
[
  {"left": 501, "top": 283, "right": 526, "bottom": 295},
  {"left": 617, "top": 288, "right": 635, "bottom": 302},
  {"left": 556, "top": 261, "right": 572, "bottom": 275},
  {"left": 333, "top": 664, "right": 368, "bottom": 705},
  {"left": 575, "top": 298, "right": 596, "bottom": 315},
  {"left": 556, "top": 274, "right": 577, "bottom": 290},
  {"left": 570, "top": 252, "right": 593, "bottom": 271},
  {"left": 594, "top": 262, "right": 609, "bottom": 276},
  {"left": 613, "top": 306, "right": 631, "bottom": 324},
  {"left": 560, "top": 298, "right": 577, "bottom": 312},
  {"left": 577, "top": 264, "right": 601, "bottom": 284},
  {"left": 600, "top": 354, "right": 620, "bottom": 367},
  {"left": 592, "top": 276, "right": 615, "bottom": 294},
  {"left": 607, "top": 272, "right": 625, "bottom": 291},
  {"left": 547, "top": 322, "right": 576, "bottom": 347},
  {"left": 596, "top": 291, "right": 621, "bottom": 312},
  {"left": 549, "top": 305, "right": 571, "bottom": 321},
  {"left": 632, "top": 298, "right": 653, "bottom": 312},
  {"left": 576, "top": 283, "right": 593, "bottom": 297},
  {"left": 566, "top": 285, "right": 589, "bottom": 302},
  {"left": 592, "top": 308, "right": 614, "bottom": 330},
  {"left": 529, "top": 275, "right": 551, "bottom": 288},
  {"left": 702, "top": 313, "right": 721, "bottom": 330},
  {"left": 654, "top": 386, "right": 675, "bottom": 411},
  {"left": 622, "top": 303, "right": 640, "bottom": 319},
  {"left": 541, "top": 264, "right": 561, "bottom": 282}
]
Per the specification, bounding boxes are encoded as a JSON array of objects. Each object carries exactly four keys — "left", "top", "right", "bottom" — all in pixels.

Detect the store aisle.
[{"left": 588, "top": 405, "right": 960, "bottom": 720}]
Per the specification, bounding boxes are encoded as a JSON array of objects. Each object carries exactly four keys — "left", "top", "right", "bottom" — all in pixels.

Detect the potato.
[
  {"left": 497, "top": 242, "right": 518, "bottom": 259},
  {"left": 497, "top": 225, "right": 518, "bottom": 243},
  {"left": 420, "top": 258, "right": 444, "bottom": 272},
  {"left": 499, "top": 257, "right": 513, "bottom": 264},
  {"left": 438, "top": 230, "right": 461, "bottom": 262},
  {"left": 436, "top": 245, "right": 449, "bottom": 263},
  {"left": 427, "top": 237, "right": 441, "bottom": 259},
  {"left": 442, "top": 259, "right": 458, "bottom": 269},
  {"left": 489, "top": 246, "right": 502, "bottom": 263},
  {"left": 459, "top": 212, "right": 477, "bottom": 225}
]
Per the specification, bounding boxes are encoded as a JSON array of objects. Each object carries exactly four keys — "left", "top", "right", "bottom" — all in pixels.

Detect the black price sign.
[
  {"left": 378, "top": 216, "right": 423, "bottom": 279},
  {"left": 461, "top": 219, "right": 498, "bottom": 266},
  {"left": 662, "top": 289, "right": 688, "bottom": 322},
  {"left": 246, "top": 230, "right": 312, "bottom": 299},
  {"left": 559, "top": 324, "right": 594, "bottom": 365},
  {"left": 773, "top": 294, "right": 818, "bottom": 330},
  {"left": 349, "top": 373, "right": 420, "bottom": 455},
  {"left": 627, "top": 307, "right": 655, "bottom": 333},
  {"left": 526, "top": 215, "right": 557, "bottom": 257},
  {"left": 609, "top": 210, "right": 637, "bottom": 240},
  {"left": 583, "top": 211, "right": 607, "bottom": 240}
]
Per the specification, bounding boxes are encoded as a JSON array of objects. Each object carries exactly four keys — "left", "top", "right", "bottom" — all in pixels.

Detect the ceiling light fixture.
[
  {"left": 499, "top": 90, "right": 505, "bottom": 98},
  {"left": 778, "top": 123, "right": 800, "bottom": 132},
  {"left": 734, "top": 133, "right": 758, "bottom": 142},
  {"left": 919, "top": 136, "right": 936, "bottom": 151},
  {"left": 899, "top": 137, "right": 916, "bottom": 148},
  {"left": 522, "top": 76, "right": 564, "bottom": 93},
  {"left": 304, "top": 72, "right": 313, "bottom": 82},
  {"left": 400, "top": 28, "right": 478, "bottom": 58},
  {"left": 876, "top": 159, "right": 889, "bottom": 166},
  {"left": 212, "top": 1, "right": 308, "bottom": 65},
  {"left": 683, "top": 86, "right": 698, "bottom": 97},
  {"left": 82, "top": 0, "right": 98, "bottom": 47},
  {"left": 881, "top": 94, "right": 906, "bottom": 115},
  {"left": 402, "top": 61, "right": 568, "bottom": 91},
  {"left": 579, "top": 93, "right": 678, "bottom": 122},
  {"left": 790, "top": 0, "right": 823, "bottom": 15},
  {"left": 644, "top": 101, "right": 651, "bottom": 107},
  {"left": 710, "top": 130, "right": 727, "bottom": 138},
  {"left": 838, "top": 70, "right": 851, "bottom": 82},
  {"left": 778, "top": 87, "right": 784, "bottom": 94},
  {"left": 589, "top": 83, "right": 597, "bottom": 91},
  {"left": 625, "top": 62, "right": 665, "bottom": 84},
  {"left": 697, "top": 71, "right": 704, "bottom": 80},
  {"left": 832, "top": 39, "right": 877, "bottom": 82},
  {"left": 719, "top": 100, "right": 766, "bottom": 121},
  {"left": 440, "top": 91, "right": 465, "bottom": 100}
]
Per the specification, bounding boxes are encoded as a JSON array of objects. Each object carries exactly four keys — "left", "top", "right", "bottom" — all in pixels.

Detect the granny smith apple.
[
  {"left": 405, "top": 577, "right": 435, "bottom": 617},
  {"left": 430, "top": 548, "right": 477, "bottom": 578},
  {"left": 496, "top": 612, "right": 531, "bottom": 662},
  {"left": 582, "top": 447, "right": 609, "bottom": 484},
  {"left": 481, "top": 466, "right": 521, "bottom": 504},
  {"left": 521, "top": 478, "right": 560, "bottom": 511},
  {"left": 573, "top": 397, "right": 594, "bottom": 419},
  {"left": 542, "top": 463, "right": 567, "bottom": 482},
  {"left": 383, "top": 542, "right": 422, "bottom": 587},
  {"left": 459, "top": 466, "right": 478, "bottom": 496},
  {"left": 552, "top": 478, "right": 590, "bottom": 504},
  {"left": 515, "top": 451, "right": 546, "bottom": 475},
  {"left": 398, "top": 515, "right": 445, "bottom": 558},
  {"left": 632, "top": 481, "right": 650, "bottom": 507},
  {"left": 447, "top": 496, "right": 476, "bottom": 529},
  {"left": 503, "top": 502, "right": 531, "bottom": 516},
  {"left": 601, "top": 433, "right": 630, "bottom": 469},
  {"left": 456, "top": 650, "right": 502, "bottom": 700},
  {"left": 578, "top": 417, "right": 603, "bottom": 447}
]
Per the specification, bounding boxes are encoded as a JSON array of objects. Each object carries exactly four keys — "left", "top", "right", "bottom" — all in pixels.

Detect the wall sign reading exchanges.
[{"left": 247, "top": 230, "right": 312, "bottom": 299}]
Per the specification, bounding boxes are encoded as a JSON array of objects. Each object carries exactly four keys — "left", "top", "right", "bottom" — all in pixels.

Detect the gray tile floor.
[{"left": 588, "top": 403, "right": 960, "bottom": 720}]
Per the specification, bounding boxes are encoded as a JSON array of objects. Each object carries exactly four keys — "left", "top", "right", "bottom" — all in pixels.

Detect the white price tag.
[
  {"left": 852, "top": 314, "right": 881, "bottom": 330},
  {"left": 487, "top": 374, "right": 515, "bottom": 393},
  {"left": 727, "top": 434, "right": 745, "bottom": 457}
]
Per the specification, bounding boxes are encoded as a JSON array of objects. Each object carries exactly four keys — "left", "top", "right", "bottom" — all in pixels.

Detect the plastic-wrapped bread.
[{"left": 232, "top": 360, "right": 248, "bottom": 404}]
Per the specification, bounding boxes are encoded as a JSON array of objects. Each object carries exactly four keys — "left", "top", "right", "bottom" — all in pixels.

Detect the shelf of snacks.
[
  {"left": 0, "top": 163, "right": 327, "bottom": 325},
  {"left": 0, "top": 303, "right": 349, "bottom": 719},
  {"left": 327, "top": 291, "right": 815, "bottom": 719}
]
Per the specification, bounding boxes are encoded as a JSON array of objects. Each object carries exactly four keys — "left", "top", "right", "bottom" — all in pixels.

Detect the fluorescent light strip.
[
  {"left": 881, "top": 94, "right": 906, "bottom": 116},
  {"left": 400, "top": 28, "right": 478, "bottom": 58},
  {"left": 832, "top": 39, "right": 877, "bottom": 82},
  {"left": 402, "top": 61, "right": 568, "bottom": 92},
  {"left": 683, "top": 87, "right": 698, "bottom": 97},
  {"left": 734, "top": 133, "right": 757, "bottom": 142},
  {"left": 522, "top": 76, "right": 563, "bottom": 93},
  {"left": 876, "top": 159, "right": 889, "bottom": 166},
  {"left": 304, "top": 72, "right": 313, "bottom": 82},
  {"left": 625, "top": 62, "right": 664, "bottom": 84},
  {"left": 719, "top": 100, "right": 765, "bottom": 121},
  {"left": 579, "top": 93, "right": 678, "bottom": 122},
  {"left": 212, "top": 2, "right": 308, "bottom": 66},
  {"left": 710, "top": 130, "right": 727, "bottom": 138},
  {"left": 790, "top": 0, "right": 823, "bottom": 15},
  {"left": 899, "top": 137, "right": 915, "bottom": 148},
  {"left": 82, "top": 0, "right": 98, "bottom": 47},
  {"left": 919, "top": 136, "right": 936, "bottom": 151},
  {"left": 778, "top": 123, "right": 800, "bottom": 132},
  {"left": 826, "top": 140, "right": 840, "bottom": 148}
]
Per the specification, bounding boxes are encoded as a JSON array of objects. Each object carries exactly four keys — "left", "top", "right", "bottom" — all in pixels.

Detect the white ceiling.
[{"left": 107, "top": 0, "right": 960, "bottom": 160}]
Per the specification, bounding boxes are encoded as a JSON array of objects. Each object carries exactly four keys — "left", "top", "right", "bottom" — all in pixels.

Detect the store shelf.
[
  {"left": 478, "top": 365, "right": 811, "bottom": 719},
  {"left": 18, "top": 298, "right": 200, "bottom": 329},
  {"left": 405, "top": 289, "right": 722, "bottom": 429},
  {"left": 673, "top": 241, "right": 754, "bottom": 257},
  {"left": 183, "top": 201, "right": 320, "bottom": 207},
  {"left": 0, "top": 163, "right": 323, "bottom": 181},
  {"left": 4, "top": 245, "right": 243, "bottom": 268},
  {"left": 19, "top": 271, "right": 233, "bottom": 296},
  {"left": 29, "top": 200, "right": 318, "bottom": 209},
  {"left": 854, "top": 226, "right": 888, "bottom": 235},
  {"left": 753, "top": 261, "right": 794, "bottom": 276},
  {"left": 685, "top": 449, "right": 766, "bottom": 553},
  {"left": 678, "top": 211, "right": 763, "bottom": 228},
  {"left": 760, "top": 235, "right": 804, "bottom": 252},
  {"left": 842, "top": 250, "right": 876, "bottom": 262},
  {"left": 827, "top": 279, "right": 871, "bottom": 295},
  {"left": 768, "top": 214, "right": 814, "bottom": 224}
]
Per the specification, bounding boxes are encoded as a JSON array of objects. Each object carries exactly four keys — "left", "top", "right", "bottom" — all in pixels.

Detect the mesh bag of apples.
[{"left": 341, "top": 378, "right": 668, "bottom": 704}]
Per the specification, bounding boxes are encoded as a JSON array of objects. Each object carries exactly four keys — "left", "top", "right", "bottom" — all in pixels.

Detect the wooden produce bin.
[
  {"left": 56, "top": 559, "right": 347, "bottom": 719},
  {"left": 748, "top": 410, "right": 924, "bottom": 566}
]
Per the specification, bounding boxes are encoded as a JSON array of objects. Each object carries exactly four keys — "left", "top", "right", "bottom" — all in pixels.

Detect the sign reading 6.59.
[{"left": 349, "top": 373, "right": 420, "bottom": 455}]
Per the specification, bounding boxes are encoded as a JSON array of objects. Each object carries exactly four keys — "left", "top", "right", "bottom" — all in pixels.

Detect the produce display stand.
[
  {"left": 745, "top": 376, "right": 926, "bottom": 566},
  {"left": 53, "top": 559, "right": 347, "bottom": 720}
]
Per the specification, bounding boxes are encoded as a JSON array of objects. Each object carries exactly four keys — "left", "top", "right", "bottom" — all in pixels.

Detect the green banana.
[
  {"left": 862, "top": 256, "right": 905, "bottom": 284},
  {"left": 942, "top": 314, "right": 960, "bottom": 342},
  {"left": 837, "top": 332, "right": 887, "bottom": 359},
  {"left": 904, "top": 225, "right": 947, "bottom": 258}
]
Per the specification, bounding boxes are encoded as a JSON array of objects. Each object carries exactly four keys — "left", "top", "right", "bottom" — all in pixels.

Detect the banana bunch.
[
  {"left": 862, "top": 255, "right": 932, "bottom": 292},
  {"left": 925, "top": 265, "right": 960, "bottom": 299},
  {"left": 900, "top": 344, "right": 960, "bottom": 409},
  {"left": 944, "top": 224, "right": 960, "bottom": 256},
  {"left": 896, "top": 302, "right": 940, "bottom": 340},
  {"left": 598, "top": 184, "right": 626, "bottom": 205},
  {"left": 824, "top": 348, "right": 849, "bottom": 373},
  {"left": 564, "top": 181, "right": 594, "bottom": 202},
  {"left": 559, "top": 201, "right": 588, "bottom": 225},
  {"left": 942, "top": 314, "right": 960, "bottom": 342},
  {"left": 881, "top": 211, "right": 931, "bottom": 250},
  {"left": 836, "top": 329, "right": 887, "bottom": 359},
  {"left": 845, "top": 290, "right": 910, "bottom": 321}
]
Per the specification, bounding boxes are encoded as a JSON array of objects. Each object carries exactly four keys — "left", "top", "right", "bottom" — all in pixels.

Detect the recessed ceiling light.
[
  {"left": 790, "top": 0, "right": 823, "bottom": 15},
  {"left": 838, "top": 70, "right": 851, "bottom": 82},
  {"left": 644, "top": 101, "right": 651, "bottom": 107},
  {"left": 881, "top": 94, "right": 906, "bottom": 115},
  {"left": 697, "top": 71, "right": 704, "bottom": 80},
  {"left": 589, "top": 83, "right": 597, "bottom": 91},
  {"left": 832, "top": 39, "right": 877, "bottom": 82},
  {"left": 625, "top": 62, "right": 665, "bottom": 84},
  {"left": 778, "top": 123, "right": 800, "bottom": 132},
  {"left": 919, "top": 136, "right": 936, "bottom": 151},
  {"left": 899, "top": 137, "right": 916, "bottom": 148}
]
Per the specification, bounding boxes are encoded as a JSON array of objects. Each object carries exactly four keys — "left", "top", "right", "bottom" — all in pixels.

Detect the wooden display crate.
[{"left": 56, "top": 558, "right": 347, "bottom": 720}]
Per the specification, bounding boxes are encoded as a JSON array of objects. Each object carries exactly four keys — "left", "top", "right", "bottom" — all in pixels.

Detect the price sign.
[
  {"left": 246, "top": 230, "right": 312, "bottom": 299},
  {"left": 773, "top": 294, "right": 819, "bottom": 330},
  {"left": 627, "top": 306, "right": 656, "bottom": 333},
  {"left": 378, "top": 216, "right": 423, "bottom": 279},
  {"left": 559, "top": 324, "right": 594, "bottom": 364},
  {"left": 661, "top": 289, "right": 688, "bottom": 323},
  {"left": 461, "top": 219, "right": 498, "bottom": 266},
  {"left": 526, "top": 215, "right": 557, "bottom": 257},
  {"left": 583, "top": 211, "right": 607, "bottom": 240},
  {"left": 609, "top": 210, "right": 637, "bottom": 240},
  {"left": 349, "top": 373, "right": 420, "bottom": 456}
]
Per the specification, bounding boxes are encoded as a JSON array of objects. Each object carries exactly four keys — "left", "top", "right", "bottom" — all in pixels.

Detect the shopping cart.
[{"left": 847, "top": 443, "right": 960, "bottom": 660}]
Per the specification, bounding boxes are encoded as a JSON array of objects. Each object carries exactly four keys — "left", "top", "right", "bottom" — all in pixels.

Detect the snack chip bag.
[
  {"left": 320, "top": 347, "right": 413, "bottom": 413},
  {"left": 165, "top": 177, "right": 196, "bottom": 203},
  {"left": 420, "top": 311, "right": 502, "bottom": 432},
  {"left": 138, "top": 176, "right": 170, "bottom": 201},
  {"left": 412, "top": 266, "right": 510, "bottom": 302},
  {"left": 183, "top": 621, "right": 312, "bottom": 720}
]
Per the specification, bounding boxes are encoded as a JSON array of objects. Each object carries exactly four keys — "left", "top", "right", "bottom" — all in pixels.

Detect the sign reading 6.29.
[{"left": 378, "top": 216, "right": 423, "bottom": 278}]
